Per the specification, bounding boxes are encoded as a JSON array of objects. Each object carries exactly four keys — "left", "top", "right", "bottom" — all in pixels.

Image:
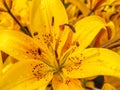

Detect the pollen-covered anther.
[
  {"left": 64, "top": 24, "right": 76, "bottom": 33},
  {"left": 33, "top": 32, "right": 38, "bottom": 36},
  {"left": 38, "top": 48, "right": 41, "bottom": 55},
  {"left": 75, "top": 42, "right": 80, "bottom": 47},
  {"left": 51, "top": 16, "right": 54, "bottom": 26}
]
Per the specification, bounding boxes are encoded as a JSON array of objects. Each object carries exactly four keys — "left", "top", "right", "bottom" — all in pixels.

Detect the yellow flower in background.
[
  {"left": 0, "top": 13, "right": 14, "bottom": 30},
  {"left": 85, "top": 75, "right": 118, "bottom": 90},
  {"left": 102, "top": 83, "right": 116, "bottom": 90},
  {"left": 0, "top": 0, "right": 120, "bottom": 90},
  {"left": 11, "top": 0, "right": 32, "bottom": 26},
  {"left": 0, "top": 0, "right": 32, "bottom": 30},
  {"left": 104, "top": 76, "right": 120, "bottom": 89},
  {"left": 93, "top": 0, "right": 120, "bottom": 52},
  {"left": 64, "top": 0, "right": 120, "bottom": 49}
]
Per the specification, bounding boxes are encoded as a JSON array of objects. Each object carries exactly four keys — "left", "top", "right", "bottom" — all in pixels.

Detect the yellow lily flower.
[
  {"left": 1, "top": 0, "right": 120, "bottom": 90},
  {"left": 93, "top": 0, "right": 120, "bottom": 51},
  {"left": 64, "top": 0, "right": 115, "bottom": 46}
]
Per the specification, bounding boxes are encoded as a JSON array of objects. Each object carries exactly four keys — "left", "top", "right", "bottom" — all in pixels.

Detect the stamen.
[
  {"left": 76, "top": 42, "right": 80, "bottom": 47},
  {"left": 55, "top": 50, "right": 58, "bottom": 58},
  {"left": 108, "top": 44, "right": 120, "bottom": 49},
  {"left": 109, "top": 12, "right": 118, "bottom": 20},
  {"left": 3, "top": 0, "right": 32, "bottom": 37},
  {"left": 64, "top": 24, "right": 76, "bottom": 33},
  {"left": 51, "top": 16, "right": 54, "bottom": 26},
  {"left": 33, "top": 32, "right": 39, "bottom": 36},
  {"left": 38, "top": 48, "right": 41, "bottom": 55},
  {"left": 87, "top": 1, "right": 105, "bottom": 16},
  {"left": 9, "top": 0, "right": 13, "bottom": 9},
  {"left": 77, "top": 10, "right": 82, "bottom": 17},
  {"left": 84, "top": 0, "right": 88, "bottom": 4},
  {"left": 101, "top": 38, "right": 120, "bottom": 48},
  {"left": 59, "top": 24, "right": 76, "bottom": 33}
]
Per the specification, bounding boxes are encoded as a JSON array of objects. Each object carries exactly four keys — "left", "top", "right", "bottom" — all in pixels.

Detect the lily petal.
[
  {"left": 11, "top": 0, "right": 31, "bottom": 26},
  {"left": 104, "top": 76, "right": 120, "bottom": 89},
  {"left": 0, "top": 30, "right": 42, "bottom": 61},
  {"left": 0, "top": 51, "right": 3, "bottom": 76},
  {"left": 94, "top": 21, "right": 115, "bottom": 47},
  {"left": 3, "top": 56, "right": 17, "bottom": 73},
  {"left": 68, "top": 0, "right": 89, "bottom": 16},
  {"left": 72, "top": 16, "right": 107, "bottom": 51},
  {"left": 0, "top": 60, "right": 53, "bottom": 90},
  {"left": 63, "top": 48, "right": 120, "bottom": 78},
  {"left": 30, "top": 0, "right": 69, "bottom": 57},
  {"left": 52, "top": 75, "right": 84, "bottom": 90},
  {"left": 102, "top": 83, "right": 116, "bottom": 90}
]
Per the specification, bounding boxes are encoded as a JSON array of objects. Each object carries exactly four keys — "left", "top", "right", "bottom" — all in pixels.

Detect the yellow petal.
[
  {"left": 0, "top": 1, "right": 6, "bottom": 11},
  {"left": 106, "top": 21, "right": 115, "bottom": 40},
  {"left": 67, "top": 0, "right": 89, "bottom": 16},
  {"left": 0, "top": 51, "right": 3, "bottom": 76},
  {"left": 102, "top": 83, "right": 116, "bottom": 90},
  {"left": 12, "top": 86, "right": 46, "bottom": 90},
  {"left": 11, "top": 0, "right": 31, "bottom": 26},
  {"left": 3, "top": 56, "right": 17, "bottom": 73},
  {"left": 63, "top": 48, "right": 120, "bottom": 78},
  {"left": 30, "top": 0, "right": 69, "bottom": 57},
  {"left": 0, "top": 60, "right": 53, "bottom": 90},
  {"left": 94, "top": 21, "right": 115, "bottom": 47},
  {"left": 0, "top": 30, "right": 42, "bottom": 61},
  {"left": 86, "top": 81, "right": 95, "bottom": 89},
  {"left": 52, "top": 75, "right": 84, "bottom": 90},
  {"left": 72, "top": 16, "right": 107, "bottom": 51},
  {"left": 0, "top": 13, "right": 14, "bottom": 30},
  {"left": 104, "top": 76, "right": 120, "bottom": 89}
]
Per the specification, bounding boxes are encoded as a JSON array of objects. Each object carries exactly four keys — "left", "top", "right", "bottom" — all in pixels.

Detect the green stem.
[{"left": 81, "top": 78, "right": 87, "bottom": 88}]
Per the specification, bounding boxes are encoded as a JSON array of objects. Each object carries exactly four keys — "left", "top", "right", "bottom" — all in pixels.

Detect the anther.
[
  {"left": 76, "top": 42, "right": 80, "bottom": 47},
  {"left": 33, "top": 32, "right": 38, "bottom": 36},
  {"left": 51, "top": 16, "right": 54, "bottom": 26},
  {"left": 59, "top": 24, "right": 76, "bottom": 33}
]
